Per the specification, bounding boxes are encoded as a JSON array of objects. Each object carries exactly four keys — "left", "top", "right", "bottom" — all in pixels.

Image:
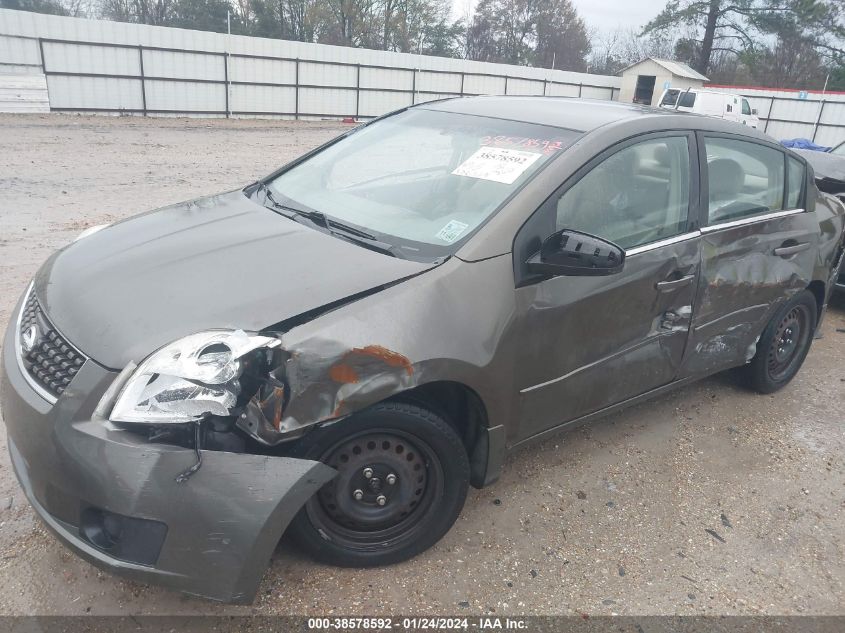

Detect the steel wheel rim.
[
  {"left": 767, "top": 304, "right": 810, "bottom": 381},
  {"left": 305, "top": 427, "right": 443, "bottom": 551}
]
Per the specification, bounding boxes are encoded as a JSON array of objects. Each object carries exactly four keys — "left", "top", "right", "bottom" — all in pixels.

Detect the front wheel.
[
  {"left": 743, "top": 290, "right": 817, "bottom": 394},
  {"left": 286, "top": 401, "right": 469, "bottom": 567}
]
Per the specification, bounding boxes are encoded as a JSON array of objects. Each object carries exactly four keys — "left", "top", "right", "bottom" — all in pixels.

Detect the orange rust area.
[
  {"left": 351, "top": 345, "right": 414, "bottom": 376},
  {"left": 258, "top": 385, "right": 285, "bottom": 430},
  {"left": 328, "top": 364, "right": 360, "bottom": 384},
  {"left": 328, "top": 345, "right": 414, "bottom": 385}
]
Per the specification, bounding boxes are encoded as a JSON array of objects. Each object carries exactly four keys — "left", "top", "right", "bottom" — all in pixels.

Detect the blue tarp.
[{"left": 780, "top": 138, "right": 832, "bottom": 152}]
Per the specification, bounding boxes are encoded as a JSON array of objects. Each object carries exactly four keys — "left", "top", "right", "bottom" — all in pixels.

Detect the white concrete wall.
[{"left": 0, "top": 9, "right": 621, "bottom": 118}]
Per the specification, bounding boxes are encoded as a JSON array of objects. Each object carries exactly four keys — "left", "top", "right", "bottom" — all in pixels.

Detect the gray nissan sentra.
[{"left": 2, "top": 97, "right": 844, "bottom": 603}]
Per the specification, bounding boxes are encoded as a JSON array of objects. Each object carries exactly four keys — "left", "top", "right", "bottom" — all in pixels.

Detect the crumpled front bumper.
[{"left": 0, "top": 308, "right": 335, "bottom": 604}]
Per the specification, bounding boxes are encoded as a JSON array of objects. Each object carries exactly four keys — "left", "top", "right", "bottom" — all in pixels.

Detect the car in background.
[
  {"left": 660, "top": 88, "right": 759, "bottom": 128},
  {"left": 792, "top": 138, "right": 845, "bottom": 291},
  {"left": 2, "top": 97, "right": 844, "bottom": 604}
]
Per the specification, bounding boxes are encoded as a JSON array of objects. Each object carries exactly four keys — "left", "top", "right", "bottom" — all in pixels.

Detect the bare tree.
[
  {"left": 587, "top": 28, "right": 676, "bottom": 74},
  {"left": 466, "top": 0, "right": 589, "bottom": 69},
  {"left": 643, "top": 0, "right": 844, "bottom": 75}
]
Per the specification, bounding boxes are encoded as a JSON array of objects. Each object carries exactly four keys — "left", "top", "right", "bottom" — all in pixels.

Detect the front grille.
[{"left": 18, "top": 288, "right": 87, "bottom": 399}]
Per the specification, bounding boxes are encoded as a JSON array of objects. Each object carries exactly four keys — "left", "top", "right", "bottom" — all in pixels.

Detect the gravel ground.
[{"left": 0, "top": 114, "right": 843, "bottom": 617}]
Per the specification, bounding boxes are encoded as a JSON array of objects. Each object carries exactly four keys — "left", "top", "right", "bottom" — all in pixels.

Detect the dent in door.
[
  {"left": 687, "top": 217, "right": 816, "bottom": 375},
  {"left": 516, "top": 239, "right": 698, "bottom": 435}
]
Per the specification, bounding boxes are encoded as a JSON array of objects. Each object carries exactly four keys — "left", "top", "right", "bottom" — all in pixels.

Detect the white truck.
[{"left": 659, "top": 88, "right": 759, "bottom": 128}]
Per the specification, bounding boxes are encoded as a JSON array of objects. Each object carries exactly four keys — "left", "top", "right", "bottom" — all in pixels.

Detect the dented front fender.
[{"left": 237, "top": 256, "right": 516, "bottom": 447}]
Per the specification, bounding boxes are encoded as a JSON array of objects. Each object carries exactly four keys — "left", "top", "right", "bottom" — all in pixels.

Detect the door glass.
[
  {"left": 678, "top": 91, "right": 696, "bottom": 107},
  {"left": 787, "top": 156, "right": 805, "bottom": 209},
  {"left": 556, "top": 136, "right": 690, "bottom": 250},
  {"left": 705, "top": 137, "right": 785, "bottom": 224},
  {"left": 741, "top": 99, "right": 752, "bottom": 115}
]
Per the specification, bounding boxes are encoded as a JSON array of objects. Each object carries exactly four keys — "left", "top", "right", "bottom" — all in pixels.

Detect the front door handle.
[
  {"left": 774, "top": 242, "right": 810, "bottom": 257},
  {"left": 656, "top": 274, "right": 695, "bottom": 292}
]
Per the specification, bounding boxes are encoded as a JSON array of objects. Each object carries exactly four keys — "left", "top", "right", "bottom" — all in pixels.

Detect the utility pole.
[{"left": 811, "top": 73, "right": 829, "bottom": 142}]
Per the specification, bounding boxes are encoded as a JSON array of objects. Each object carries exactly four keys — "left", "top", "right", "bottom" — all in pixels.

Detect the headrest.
[{"left": 708, "top": 158, "right": 744, "bottom": 198}]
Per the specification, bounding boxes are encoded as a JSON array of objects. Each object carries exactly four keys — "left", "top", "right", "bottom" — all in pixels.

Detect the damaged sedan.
[{"left": 2, "top": 97, "right": 844, "bottom": 603}]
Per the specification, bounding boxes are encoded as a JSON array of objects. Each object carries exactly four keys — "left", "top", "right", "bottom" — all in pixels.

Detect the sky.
[
  {"left": 452, "top": 0, "right": 669, "bottom": 33},
  {"left": 570, "top": 0, "right": 668, "bottom": 32}
]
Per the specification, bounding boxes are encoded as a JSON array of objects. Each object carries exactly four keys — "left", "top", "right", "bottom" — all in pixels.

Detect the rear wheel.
[
  {"left": 743, "top": 290, "right": 817, "bottom": 393},
  {"left": 286, "top": 401, "right": 469, "bottom": 567}
]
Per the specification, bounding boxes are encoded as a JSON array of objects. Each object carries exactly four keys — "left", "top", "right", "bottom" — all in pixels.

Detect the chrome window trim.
[
  {"left": 14, "top": 282, "right": 59, "bottom": 405},
  {"left": 625, "top": 231, "right": 701, "bottom": 257},
  {"left": 701, "top": 208, "right": 805, "bottom": 234}
]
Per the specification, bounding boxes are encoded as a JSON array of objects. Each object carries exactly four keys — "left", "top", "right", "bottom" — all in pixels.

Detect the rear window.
[{"left": 705, "top": 137, "right": 785, "bottom": 224}]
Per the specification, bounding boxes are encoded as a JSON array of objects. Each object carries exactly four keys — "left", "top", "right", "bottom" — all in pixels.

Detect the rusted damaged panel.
[
  {"left": 237, "top": 256, "right": 517, "bottom": 446},
  {"left": 329, "top": 345, "right": 415, "bottom": 383},
  {"left": 238, "top": 340, "right": 420, "bottom": 445}
]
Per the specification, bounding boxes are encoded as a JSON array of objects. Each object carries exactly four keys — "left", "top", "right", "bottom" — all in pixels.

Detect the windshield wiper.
[
  {"left": 257, "top": 182, "right": 402, "bottom": 258},
  {"left": 328, "top": 225, "right": 404, "bottom": 259}
]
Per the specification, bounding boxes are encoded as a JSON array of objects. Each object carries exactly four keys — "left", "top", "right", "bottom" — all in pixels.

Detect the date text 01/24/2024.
[{"left": 307, "top": 617, "right": 529, "bottom": 630}]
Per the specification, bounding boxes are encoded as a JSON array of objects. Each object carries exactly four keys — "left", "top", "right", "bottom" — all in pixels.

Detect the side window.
[
  {"left": 742, "top": 99, "right": 751, "bottom": 116},
  {"left": 787, "top": 156, "right": 805, "bottom": 209},
  {"left": 678, "top": 91, "right": 696, "bottom": 107},
  {"left": 555, "top": 136, "right": 690, "bottom": 250},
  {"left": 705, "top": 137, "right": 785, "bottom": 224}
]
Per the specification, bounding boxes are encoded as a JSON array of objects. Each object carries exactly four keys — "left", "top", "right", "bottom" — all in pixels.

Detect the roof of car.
[{"left": 420, "top": 95, "right": 773, "bottom": 141}]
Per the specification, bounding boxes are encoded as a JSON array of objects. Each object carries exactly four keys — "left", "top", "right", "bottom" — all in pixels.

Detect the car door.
[
  {"left": 683, "top": 134, "right": 818, "bottom": 376},
  {"left": 512, "top": 132, "right": 702, "bottom": 438},
  {"left": 740, "top": 98, "right": 757, "bottom": 127}
]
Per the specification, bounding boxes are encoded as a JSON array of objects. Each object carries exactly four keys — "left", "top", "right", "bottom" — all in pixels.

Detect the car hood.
[{"left": 35, "top": 190, "right": 437, "bottom": 369}]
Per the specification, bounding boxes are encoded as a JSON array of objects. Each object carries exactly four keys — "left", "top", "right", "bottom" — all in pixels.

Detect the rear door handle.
[
  {"left": 656, "top": 274, "right": 695, "bottom": 292},
  {"left": 774, "top": 242, "right": 810, "bottom": 257}
]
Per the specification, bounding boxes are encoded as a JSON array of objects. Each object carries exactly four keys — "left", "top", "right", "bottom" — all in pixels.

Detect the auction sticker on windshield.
[
  {"left": 436, "top": 220, "right": 470, "bottom": 243},
  {"left": 452, "top": 147, "right": 542, "bottom": 184}
]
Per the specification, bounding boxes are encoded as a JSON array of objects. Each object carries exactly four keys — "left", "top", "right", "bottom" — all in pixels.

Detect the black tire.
[
  {"left": 286, "top": 401, "right": 469, "bottom": 567},
  {"left": 743, "top": 290, "right": 817, "bottom": 394}
]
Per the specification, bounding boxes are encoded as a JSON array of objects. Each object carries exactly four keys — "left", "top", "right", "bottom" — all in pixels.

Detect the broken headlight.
[{"left": 109, "top": 330, "right": 280, "bottom": 424}]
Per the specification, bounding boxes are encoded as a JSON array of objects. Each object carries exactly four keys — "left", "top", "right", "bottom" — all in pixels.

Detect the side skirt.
[{"left": 507, "top": 375, "right": 700, "bottom": 455}]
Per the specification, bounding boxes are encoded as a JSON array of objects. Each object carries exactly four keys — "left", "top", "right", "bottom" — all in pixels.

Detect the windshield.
[
  {"left": 678, "top": 91, "right": 696, "bottom": 107},
  {"left": 660, "top": 90, "right": 695, "bottom": 108},
  {"left": 661, "top": 90, "right": 679, "bottom": 107},
  {"left": 266, "top": 108, "right": 577, "bottom": 260}
]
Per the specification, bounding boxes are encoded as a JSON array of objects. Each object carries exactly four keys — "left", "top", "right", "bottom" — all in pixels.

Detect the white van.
[{"left": 659, "top": 88, "right": 759, "bottom": 128}]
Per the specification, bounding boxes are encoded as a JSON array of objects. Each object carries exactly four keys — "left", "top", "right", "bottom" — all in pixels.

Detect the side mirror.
[
  {"left": 751, "top": 108, "right": 758, "bottom": 115},
  {"left": 526, "top": 229, "right": 625, "bottom": 277}
]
